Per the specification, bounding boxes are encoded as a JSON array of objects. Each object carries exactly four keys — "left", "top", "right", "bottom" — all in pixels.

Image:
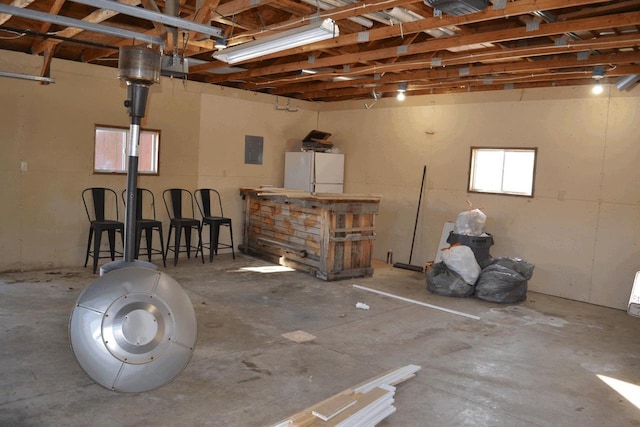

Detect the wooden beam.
[
  {"left": 292, "top": 52, "right": 640, "bottom": 99},
  {"left": 225, "top": 0, "right": 419, "bottom": 47},
  {"left": 558, "top": 0, "right": 640, "bottom": 20},
  {"left": 31, "top": 0, "right": 143, "bottom": 55},
  {"left": 358, "top": 66, "right": 640, "bottom": 99},
  {"left": 265, "top": 33, "right": 640, "bottom": 93},
  {"left": 215, "top": 0, "right": 279, "bottom": 17},
  {"left": 187, "top": 0, "right": 220, "bottom": 41},
  {"left": 236, "top": 0, "right": 611, "bottom": 53},
  {"left": 38, "top": 0, "right": 66, "bottom": 34},
  {"left": 191, "top": 0, "right": 613, "bottom": 74},
  {"left": 201, "top": 10, "right": 640, "bottom": 82},
  {"left": 269, "top": 0, "right": 314, "bottom": 16},
  {"left": 140, "top": 0, "right": 168, "bottom": 39},
  {"left": 0, "top": 0, "right": 36, "bottom": 25},
  {"left": 296, "top": 64, "right": 640, "bottom": 101},
  {"left": 38, "top": 44, "right": 54, "bottom": 85}
]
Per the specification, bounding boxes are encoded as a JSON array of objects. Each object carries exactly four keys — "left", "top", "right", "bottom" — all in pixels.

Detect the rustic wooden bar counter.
[{"left": 239, "top": 188, "right": 381, "bottom": 281}]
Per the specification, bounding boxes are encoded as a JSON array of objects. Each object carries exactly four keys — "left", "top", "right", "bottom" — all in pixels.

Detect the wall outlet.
[{"left": 20, "top": 161, "right": 28, "bottom": 172}]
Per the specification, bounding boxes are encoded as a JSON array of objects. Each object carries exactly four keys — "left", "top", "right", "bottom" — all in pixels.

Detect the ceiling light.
[
  {"left": 213, "top": 19, "right": 339, "bottom": 64},
  {"left": 215, "top": 38, "right": 227, "bottom": 50},
  {"left": 592, "top": 83, "right": 604, "bottom": 95},
  {"left": 591, "top": 65, "right": 605, "bottom": 95},
  {"left": 397, "top": 82, "right": 407, "bottom": 101},
  {"left": 592, "top": 65, "right": 605, "bottom": 79}
]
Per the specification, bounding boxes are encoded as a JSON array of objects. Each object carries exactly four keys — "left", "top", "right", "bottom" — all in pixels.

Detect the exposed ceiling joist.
[{"left": 0, "top": 0, "right": 637, "bottom": 100}]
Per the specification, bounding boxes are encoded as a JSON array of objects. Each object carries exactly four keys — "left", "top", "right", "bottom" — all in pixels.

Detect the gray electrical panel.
[{"left": 245, "top": 135, "right": 263, "bottom": 165}]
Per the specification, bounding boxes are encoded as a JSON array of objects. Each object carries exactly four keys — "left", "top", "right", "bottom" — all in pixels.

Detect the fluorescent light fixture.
[{"left": 213, "top": 19, "right": 339, "bottom": 64}]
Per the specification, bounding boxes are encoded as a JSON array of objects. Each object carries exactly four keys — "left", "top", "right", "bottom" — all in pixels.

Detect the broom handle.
[{"left": 408, "top": 165, "right": 427, "bottom": 264}]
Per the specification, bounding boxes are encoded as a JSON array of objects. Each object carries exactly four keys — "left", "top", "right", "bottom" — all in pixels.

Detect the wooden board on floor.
[{"left": 268, "top": 365, "right": 421, "bottom": 427}]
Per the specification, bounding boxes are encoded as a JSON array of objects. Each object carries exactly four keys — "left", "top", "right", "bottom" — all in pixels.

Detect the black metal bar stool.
[
  {"left": 195, "top": 188, "right": 235, "bottom": 262},
  {"left": 82, "top": 187, "right": 125, "bottom": 274},
  {"left": 162, "top": 188, "right": 203, "bottom": 266},
  {"left": 122, "top": 188, "right": 166, "bottom": 267}
]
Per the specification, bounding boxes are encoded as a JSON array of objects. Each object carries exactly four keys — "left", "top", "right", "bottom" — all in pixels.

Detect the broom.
[{"left": 393, "top": 165, "right": 427, "bottom": 272}]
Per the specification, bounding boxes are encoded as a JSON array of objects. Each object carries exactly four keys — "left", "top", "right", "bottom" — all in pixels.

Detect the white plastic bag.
[
  {"left": 441, "top": 245, "right": 481, "bottom": 285},
  {"left": 454, "top": 208, "right": 486, "bottom": 236}
]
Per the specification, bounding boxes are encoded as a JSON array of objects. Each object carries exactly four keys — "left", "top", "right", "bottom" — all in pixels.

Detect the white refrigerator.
[{"left": 284, "top": 151, "right": 344, "bottom": 193}]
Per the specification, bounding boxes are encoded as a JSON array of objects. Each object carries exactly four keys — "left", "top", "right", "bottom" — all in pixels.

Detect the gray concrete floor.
[{"left": 1, "top": 254, "right": 639, "bottom": 426}]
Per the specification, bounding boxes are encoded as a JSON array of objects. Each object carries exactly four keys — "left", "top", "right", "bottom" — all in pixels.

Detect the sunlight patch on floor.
[
  {"left": 598, "top": 374, "right": 640, "bottom": 410},
  {"left": 238, "top": 265, "right": 295, "bottom": 273}
]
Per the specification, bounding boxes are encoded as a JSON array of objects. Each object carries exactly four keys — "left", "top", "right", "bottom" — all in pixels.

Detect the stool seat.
[
  {"left": 170, "top": 218, "right": 200, "bottom": 227},
  {"left": 92, "top": 219, "right": 124, "bottom": 228},
  {"left": 137, "top": 218, "right": 162, "bottom": 227}
]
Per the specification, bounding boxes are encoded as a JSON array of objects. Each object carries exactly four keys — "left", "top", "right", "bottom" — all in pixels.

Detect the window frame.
[
  {"left": 93, "top": 124, "right": 161, "bottom": 175},
  {"left": 467, "top": 146, "right": 537, "bottom": 198}
]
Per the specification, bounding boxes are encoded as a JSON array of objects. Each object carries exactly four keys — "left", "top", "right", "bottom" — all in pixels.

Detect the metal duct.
[
  {"left": 424, "top": 0, "right": 488, "bottom": 16},
  {"left": 320, "top": 0, "right": 391, "bottom": 26},
  {"left": 0, "top": 3, "right": 162, "bottom": 45},
  {"left": 299, "top": 0, "right": 373, "bottom": 28},
  {"left": 385, "top": 7, "right": 457, "bottom": 38},
  {"left": 69, "top": 0, "right": 222, "bottom": 38},
  {"left": 615, "top": 74, "right": 640, "bottom": 92}
]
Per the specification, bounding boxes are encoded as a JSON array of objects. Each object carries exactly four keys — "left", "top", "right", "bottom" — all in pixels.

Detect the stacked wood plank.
[
  {"left": 269, "top": 365, "right": 421, "bottom": 427},
  {"left": 239, "top": 188, "right": 381, "bottom": 281}
]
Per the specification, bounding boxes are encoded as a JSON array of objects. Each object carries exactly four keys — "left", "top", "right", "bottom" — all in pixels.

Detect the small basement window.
[
  {"left": 94, "top": 125, "right": 160, "bottom": 174},
  {"left": 468, "top": 147, "right": 537, "bottom": 197}
]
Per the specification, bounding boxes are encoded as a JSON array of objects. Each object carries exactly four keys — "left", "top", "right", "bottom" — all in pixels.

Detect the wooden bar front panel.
[{"left": 239, "top": 188, "right": 380, "bottom": 281}]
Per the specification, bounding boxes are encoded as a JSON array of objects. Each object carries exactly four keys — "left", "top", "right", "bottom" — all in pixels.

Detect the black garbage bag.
[
  {"left": 490, "top": 257, "right": 535, "bottom": 280},
  {"left": 475, "top": 257, "right": 534, "bottom": 303},
  {"left": 426, "top": 262, "right": 474, "bottom": 297}
]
